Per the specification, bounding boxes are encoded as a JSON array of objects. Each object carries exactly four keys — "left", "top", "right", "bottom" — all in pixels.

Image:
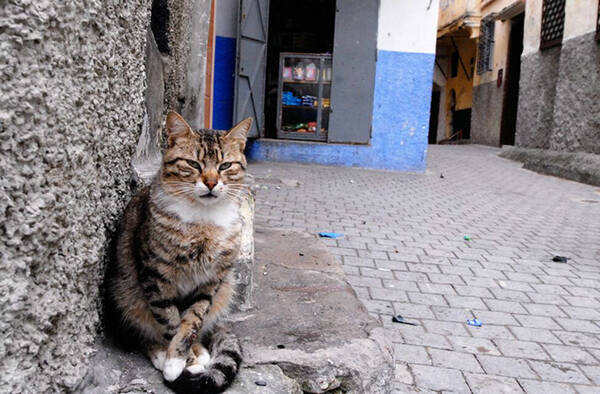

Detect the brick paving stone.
[
  {"left": 407, "top": 292, "right": 448, "bottom": 307},
  {"left": 508, "top": 327, "right": 562, "bottom": 344},
  {"left": 513, "top": 314, "right": 562, "bottom": 329},
  {"left": 477, "top": 354, "right": 538, "bottom": 378},
  {"left": 431, "top": 306, "right": 475, "bottom": 322},
  {"left": 249, "top": 145, "right": 600, "bottom": 392},
  {"left": 518, "top": 379, "right": 577, "bottom": 394},
  {"left": 542, "top": 343, "right": 598, "bottom": 364},
  {"left": 554, "top": 331, "right": 600, "bottom": 349},
  {"left": 472, "top": 310, "right": 519, "bottom": 325},
  {"left": 495, "top": 339, "right": 550, "bottom": 360},
  {"left": 369, "top": 287, "right": 409, "bottom": 302},
  {"left": 448, "top": 336, "right": 501, "bottom": 356},
  {"left": 464, "top": 373, "right": 524, "bottom": 393},
  {"left": 445, "top": 295, "right": 488, "bottom": 309},
  {"left": 528, "top": 360, "right": 591, "bottom": 384},
  {"left": 394, "top": 344, "right": 430, "bottom": 365},
  {"left": 467, "top": 324, "right": 516, "bottom": 340},
  {"left": 429, "top": 348, "right": 483, "bottom": 373},
  {"left": 411, "top": 365, "right": 470, "bottom": 393}
]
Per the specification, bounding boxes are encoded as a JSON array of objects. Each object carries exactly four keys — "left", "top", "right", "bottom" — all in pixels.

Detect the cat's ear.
[
  {"left": 165, "top": 111, "right": 192, "bottom": 146},
  {"left": 223, "top": 117, "right": 252, "bottom": 151}
]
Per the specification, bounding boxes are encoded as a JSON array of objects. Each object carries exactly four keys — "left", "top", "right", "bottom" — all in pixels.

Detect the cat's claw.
[{"left": 163, "top": 357, "right": 186, "bottom": 381}]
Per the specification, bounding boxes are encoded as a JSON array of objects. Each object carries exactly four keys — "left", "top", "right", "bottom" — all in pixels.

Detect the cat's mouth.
[{"left": 199, "top": 193, "right": 218, "bottom": 199}]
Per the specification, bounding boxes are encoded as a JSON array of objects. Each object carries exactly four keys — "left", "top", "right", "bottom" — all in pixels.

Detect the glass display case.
[{"left": 276, "top": 52, "right": 332, "bottom": 141}]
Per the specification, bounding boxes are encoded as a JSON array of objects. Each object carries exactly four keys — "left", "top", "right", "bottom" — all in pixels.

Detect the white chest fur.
[{"left": 157, "top": 192, "right": 240, "bottom": 228}]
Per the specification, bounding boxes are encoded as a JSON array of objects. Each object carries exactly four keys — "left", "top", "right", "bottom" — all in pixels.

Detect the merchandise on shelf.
[
  {"left": 305, "top": 62, "right": 317, "bottom": 81},
  {"left": 292, "top": 63, "right": 304, "bottom": 80},
  {"left": 282, "top": 91, "right": 301, "bottom": 106},
  {"left": 282, "top": 67, "right": 292, "bottom": 80}
]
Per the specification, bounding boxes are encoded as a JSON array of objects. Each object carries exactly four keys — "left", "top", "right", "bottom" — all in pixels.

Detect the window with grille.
[
  {"left": 477, "top": 19, "right": 495, "bottom": 75},
  {"left": 540, "top": 0, "right": 565, "bottom": 49}
]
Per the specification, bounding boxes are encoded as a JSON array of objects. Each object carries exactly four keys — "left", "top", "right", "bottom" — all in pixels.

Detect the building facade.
[
  {"left": 206, "top": 0, "right": 440, "bottom": 171},
  {"left": 517, "top": 0, "right": 600, "bottom": 154},
  {"left": 433, "top": 0, "right": 599, "bottom": 155}
]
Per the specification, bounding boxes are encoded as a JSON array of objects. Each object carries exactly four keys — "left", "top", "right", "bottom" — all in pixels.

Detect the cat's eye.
[
  {"left": 185, "top": 160, "right": 202, "bottom": 171},
  {"left": 218, "top": 162, "right": 232, "bottom": 171}
]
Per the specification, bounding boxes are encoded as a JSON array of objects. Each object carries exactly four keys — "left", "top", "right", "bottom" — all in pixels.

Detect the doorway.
[
  {"left": 264, "top": 0, "right": 336, "bottom": 139},
  {"left": 500, "top": 13, "right": 524, "bottom": 146},
  {"left": 428, "top": 85, "right": 441, "bottom": 144}
]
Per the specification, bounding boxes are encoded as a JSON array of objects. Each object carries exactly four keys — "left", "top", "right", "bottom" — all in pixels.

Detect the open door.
[
  {"left": 233, "top": 0, "right": 269, "bottom": 138},
  {"left": 328, "top": 0, "right": 379, "bottom": 144}
]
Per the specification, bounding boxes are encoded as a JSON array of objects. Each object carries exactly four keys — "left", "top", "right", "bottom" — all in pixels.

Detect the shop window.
[
  {"left": 540, "top": 0, "right": 565, "bottom": 49},
  {"left": 477, "top": 19, "right": 494, "bottom": 75}
]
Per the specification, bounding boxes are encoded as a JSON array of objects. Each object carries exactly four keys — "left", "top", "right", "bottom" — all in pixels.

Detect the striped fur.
[{"left": 105, "top": 112, "right": 252, "bottom": 392}]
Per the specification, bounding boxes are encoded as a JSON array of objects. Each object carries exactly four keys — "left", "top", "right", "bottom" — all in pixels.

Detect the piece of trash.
[
  {"left": 464, "top": 235, "right": 471, "bottom": 241},
  {"left": 392, "top": 315, "right": 417, "bottom": 326},
  {"left": 277, "top": 344, "right": 286, "bottom": 349},
  {"left": 552, "top": 256, "right": 569, "bottom": 263},
  {"left": 255, "top": 380, "right": 267, "bottom": 386},
  {"left": 299, "top": 252, "right": 304, "bottom": 256},
  {"left": 275, "top": 186, "right": 281, "bottom": 190},
  {"left": 467, "top": 319, "right": 482, "bottom": 327},
  {"left": 318, "top": 232, "right": 343, "bottom": 239},
  {"left": 349, "top": 179, "right": 355, "bottom": 184},
  {"left": 440, "top": 173, "right": 444, "bottom": 179}
]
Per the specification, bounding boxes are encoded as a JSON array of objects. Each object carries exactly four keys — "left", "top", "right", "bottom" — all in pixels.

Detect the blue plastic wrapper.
[
  {"left": 466, "top": 318, "right": 482, "bottom": 327},
  {"left": 318, "top": 232, "right": 343, "bottom": 239}
]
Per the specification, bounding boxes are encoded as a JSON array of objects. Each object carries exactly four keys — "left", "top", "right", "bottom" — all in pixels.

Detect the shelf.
[
  {"left": 282, "top": 105, "right": 331, "bottom": 111},
  {"left": 283, "top": 80, "right": 331, "bottom": 85}
]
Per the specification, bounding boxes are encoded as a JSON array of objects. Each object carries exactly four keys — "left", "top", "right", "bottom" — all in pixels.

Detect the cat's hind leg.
[{"left": 185, "top": 342, "right": 211, "bottom": 374}]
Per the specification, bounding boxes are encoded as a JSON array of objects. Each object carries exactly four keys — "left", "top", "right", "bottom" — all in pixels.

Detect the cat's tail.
[{"left": 165, "top": 325, "right": 242, "bottom": 394}]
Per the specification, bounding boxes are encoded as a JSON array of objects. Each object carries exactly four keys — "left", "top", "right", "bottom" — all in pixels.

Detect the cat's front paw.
[
  {"left": 163, "top": 357, "right": 186, "bottom": 381},
  {"left": 149, "top": 349, "right": 167, "bottom": 371}
]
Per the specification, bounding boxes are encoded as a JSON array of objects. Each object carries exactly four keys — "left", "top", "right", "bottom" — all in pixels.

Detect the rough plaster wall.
[
  {"left": 471, "top": 81, "right": 504, "bottom": 147},
  {"left": 515, "top": 46, "right": 561, "bottom": 149},
  {"left": 0, "top": 1, "right": 149, "bottom": 392},
  {"left": 164, "top": 0, "right": 211, "bottom": 129},
  {"left": 550, "top": 33, "right": 600, "bottom": 154}
]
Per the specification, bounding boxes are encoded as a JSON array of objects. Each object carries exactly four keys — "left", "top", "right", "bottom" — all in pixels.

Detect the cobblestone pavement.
[{"left": 248, "top": 145, "right": 600, "bottom": 393}]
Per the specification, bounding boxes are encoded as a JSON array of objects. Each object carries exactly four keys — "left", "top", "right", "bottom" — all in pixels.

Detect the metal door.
[
  {"left": 328, "top": 0, "right": 379, "bottom": 144},
  {"left": 233, "top": 0, "right": 269, "bottom": 138}
]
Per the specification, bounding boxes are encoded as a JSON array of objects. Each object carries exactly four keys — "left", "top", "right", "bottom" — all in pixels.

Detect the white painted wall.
[
  {"left": 215, "top": 0, "right": 238, "bottom": 38},
  {"left": 377, "top": 0, "right": 440, "bottom": 54},
  {"left": 523, "top": 0, "right": 543, "bottom": 55},
  {"left": 564, "top": 0, "right": 599, "bottom": 40}
]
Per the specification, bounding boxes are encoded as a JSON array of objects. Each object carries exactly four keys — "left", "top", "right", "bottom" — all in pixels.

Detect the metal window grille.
[
  {"left": 477, "top": 19, "right": 495, "bottom": 75},
  {"left": 540, "top": 0, "right": 565, "bottom": 49}
]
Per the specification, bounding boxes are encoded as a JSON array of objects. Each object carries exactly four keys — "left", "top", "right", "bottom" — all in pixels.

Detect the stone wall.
[
  {"left": 471, "top": 80, "right": 504, "bottom": 146},
  {"left": 550, "top": 33, "right": 600, "bottom": 155},
  {"left": 516, "top": 35, "right": 599, "bottom": 154},
  {"left": 0, "top": 1, "right": 151, "bottom": 392}
]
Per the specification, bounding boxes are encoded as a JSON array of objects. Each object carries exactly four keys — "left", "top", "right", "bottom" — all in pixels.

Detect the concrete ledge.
[
  {"left": 78, "top": 227, "right": 393, "bottom": 393},
  {"left": 499, "top": 147, "right": 600, "bottom": 186}
]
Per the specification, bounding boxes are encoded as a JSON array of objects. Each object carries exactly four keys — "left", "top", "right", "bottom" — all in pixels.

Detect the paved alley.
[{"left": 249, "top": 145, "right": 600, "bottom": 393}]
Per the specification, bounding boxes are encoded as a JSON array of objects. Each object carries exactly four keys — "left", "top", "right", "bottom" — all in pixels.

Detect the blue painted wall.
[
  {"left": 212, "top": 36, "right": 236, "bottom": 130},
  {"left": 247, "top": 50, "right": 434, "bottom": 171}
]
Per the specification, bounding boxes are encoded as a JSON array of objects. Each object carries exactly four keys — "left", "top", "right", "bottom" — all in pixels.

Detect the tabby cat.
[{"left": 105, "top": 112, "right": 252, "bottom": 393}]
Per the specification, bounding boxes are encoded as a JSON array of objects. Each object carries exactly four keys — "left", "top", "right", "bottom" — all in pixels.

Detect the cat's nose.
[{"left": 205, "top": 180, "right": 217, "bottom": 190}]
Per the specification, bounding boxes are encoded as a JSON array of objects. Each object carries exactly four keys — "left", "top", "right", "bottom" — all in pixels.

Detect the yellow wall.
[{"left": 445, "top": 38, "right": 477, "bottom": 111}]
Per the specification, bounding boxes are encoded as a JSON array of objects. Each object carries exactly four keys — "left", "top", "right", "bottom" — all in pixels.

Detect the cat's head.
[{"left": 159, "top": 111, "right": 252, "bottom": 205}]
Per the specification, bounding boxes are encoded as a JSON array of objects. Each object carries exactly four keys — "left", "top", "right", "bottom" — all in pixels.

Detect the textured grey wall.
[
  {"left": 0, "top": 1, "right": 150, "bottom": 391},
  {"left": 471, "top": 81, "right": 504, "bottom": 147},
  {"left": 550, "top": 33, "right": 600, "bottom": 155},
  {"left": 163, "top": 0, "right": 211, "bottom": 130},
  {"left": 514, "top": 46, "right": 561, "bottom": 149}
]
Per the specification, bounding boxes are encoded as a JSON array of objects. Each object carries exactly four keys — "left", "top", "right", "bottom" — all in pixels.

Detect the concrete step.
[{"left": 77, "top": 227, "right": 394, "bottom": 394}]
